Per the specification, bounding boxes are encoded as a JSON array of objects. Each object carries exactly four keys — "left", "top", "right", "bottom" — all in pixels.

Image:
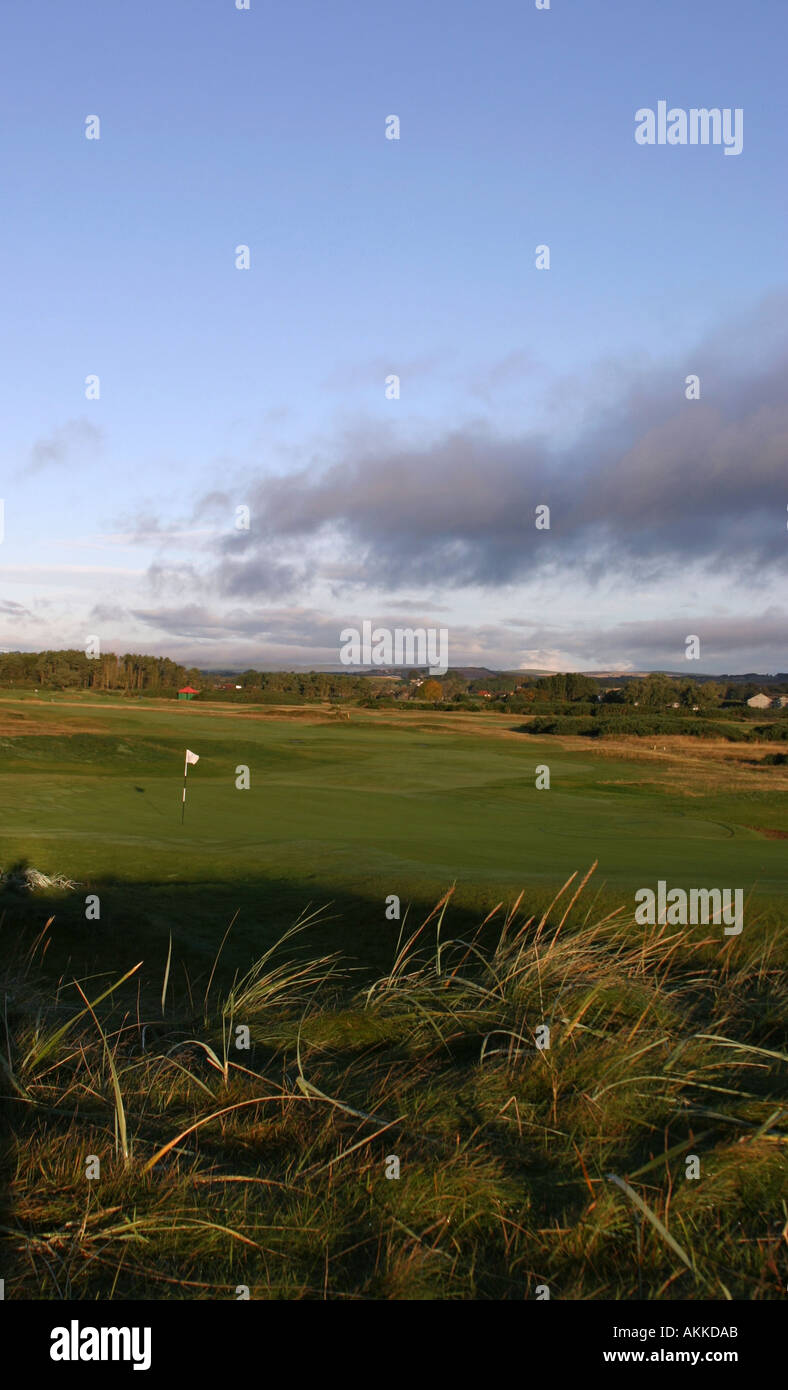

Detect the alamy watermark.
[
  {"left": 50, "top": 1320, "right": 151, "bottom": 1371},
  {"left": 635, "top": 102, "right": 743, "bottom": 156},
  {"left": 340, "top": 621, "right": 448, "bottom": 675},
  {"left": 635, "top": 880, "right": 743, "bottom": 936}
]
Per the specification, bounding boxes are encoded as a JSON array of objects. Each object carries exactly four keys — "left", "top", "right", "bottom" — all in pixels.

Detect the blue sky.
[{"left": 1, "top": 0, "right": 786, "bottom": 672}]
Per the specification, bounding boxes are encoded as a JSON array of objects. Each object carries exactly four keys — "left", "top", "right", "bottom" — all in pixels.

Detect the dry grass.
[{"left": 1, "top": 873, "right": 786, "bottom": 1300}]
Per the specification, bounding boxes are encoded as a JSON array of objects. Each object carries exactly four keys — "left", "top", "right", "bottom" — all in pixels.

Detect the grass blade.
[
  {"left": 607, "top": 1173, "right": 698, "bottom": 1276},
  {"left": 161, "top": 932, "right": 172, "bottom": 1017},
  {"left": 73, "top": 980, "right": 129, "bottom": 1165}
]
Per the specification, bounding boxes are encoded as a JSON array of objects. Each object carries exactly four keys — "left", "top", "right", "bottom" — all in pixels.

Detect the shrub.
[{"left": 524, "top": 712, "right": 749, "bottom": 740}]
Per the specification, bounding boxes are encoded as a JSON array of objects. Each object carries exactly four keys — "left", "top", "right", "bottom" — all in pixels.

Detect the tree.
[
  {"left": 678, "top": 680, "right": 703, "bottom": 708},
  {"left": 638, "top": 673, "right": 675, "bottom": 708},
  {"left": 697, "top": 681, "right": 723, "bottom": 707},
  {"left": 421, "top": 679, "right": 443, "bottom": 702}
]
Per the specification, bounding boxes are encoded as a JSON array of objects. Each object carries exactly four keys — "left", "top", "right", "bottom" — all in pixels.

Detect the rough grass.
[{"left": 1, "top": 872, "right": 786, "bottom": 1301}]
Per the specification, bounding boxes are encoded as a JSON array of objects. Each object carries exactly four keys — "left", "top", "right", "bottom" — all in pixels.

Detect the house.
[
  {"left": 747, "top": 692, "right": 773, "bottom": 709},
  {"left": 776, "top": 696, "right": 788, "bottom": 708},
  {"left": 177, "top": 686, "right": 199, "bottom": 701}
]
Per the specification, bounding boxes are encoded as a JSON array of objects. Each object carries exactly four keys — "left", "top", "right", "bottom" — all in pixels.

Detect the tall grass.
[{"left": 1, "top": 872, "right": 786, "bottom": 1300}]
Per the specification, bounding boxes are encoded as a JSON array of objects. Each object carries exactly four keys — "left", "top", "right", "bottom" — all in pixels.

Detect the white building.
[{"left": 747, "top": 692, "right": 774, "bottom": 709}]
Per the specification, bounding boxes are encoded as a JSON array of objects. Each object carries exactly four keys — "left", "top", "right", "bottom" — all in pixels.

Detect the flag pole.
[{"left": 181, "top": 749, "right": 199, "bottom": 823}]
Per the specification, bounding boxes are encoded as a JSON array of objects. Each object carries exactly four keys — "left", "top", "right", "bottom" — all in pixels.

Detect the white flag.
[{"left": 185, "top": 749, "right": 199, "bottom": 765}]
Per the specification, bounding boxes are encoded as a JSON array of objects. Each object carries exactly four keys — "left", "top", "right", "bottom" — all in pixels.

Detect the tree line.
[
  {"left": 0, "top": 649, "right": 202, "bottom": 693},
  {"left": 231, "top": 669, "right": 376, "bottom": 699},
  {"left": 2, "top": 652, "right": 785, "bottom": 707}
]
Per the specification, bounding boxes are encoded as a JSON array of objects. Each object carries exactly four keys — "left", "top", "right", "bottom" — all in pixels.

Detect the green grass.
[
  {"left": 1, "top": 696, "right": 787, "bottom": 938},
  {"left": 1, "top": 693, "right": 785, "bottom": 1299},
  {"left": 1, "top": 879, "right": 786, "bottom": 1300}
]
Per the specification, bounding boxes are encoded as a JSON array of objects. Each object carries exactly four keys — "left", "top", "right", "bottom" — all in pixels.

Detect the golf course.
[
  {"left": 2, "top": 691, "right": 787, "bottom": 955},
  {"left": 2, "top": 690, "right": 786, "bottom": 1301}
]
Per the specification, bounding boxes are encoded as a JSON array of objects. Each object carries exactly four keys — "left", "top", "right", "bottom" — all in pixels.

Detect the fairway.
[
  {"left": 3, "top": 690, "right": 787, "bottom": 1308},
  {"left": 1, "top": 694, "right": 786, "bottom": 963}
]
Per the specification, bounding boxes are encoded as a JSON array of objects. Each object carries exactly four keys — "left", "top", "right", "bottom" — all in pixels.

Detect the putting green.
[{"left": 1, "top": 697, "right": 785, "bottom": 915}]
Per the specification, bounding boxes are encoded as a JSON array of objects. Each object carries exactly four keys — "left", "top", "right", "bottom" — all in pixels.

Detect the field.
[
  {"left": 1, "top": 692, "right": 787, "bottom": 960},
  {"left": 1, "top": 692, "right": 786, "bottom": 1299}
]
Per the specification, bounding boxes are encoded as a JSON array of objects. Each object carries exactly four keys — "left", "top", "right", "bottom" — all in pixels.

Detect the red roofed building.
[{"left": 177, "top": 686, "right": 199, "bottom": 701}]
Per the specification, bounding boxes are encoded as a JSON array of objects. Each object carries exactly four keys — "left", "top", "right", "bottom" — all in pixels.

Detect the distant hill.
[{"left": 715, "top": 673, "right": 788, "bottom": 683}]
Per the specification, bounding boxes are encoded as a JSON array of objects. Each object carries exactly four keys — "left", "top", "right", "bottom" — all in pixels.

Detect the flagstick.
[{"left": 181, "top": 749, "right": 199, "bottom": 824}]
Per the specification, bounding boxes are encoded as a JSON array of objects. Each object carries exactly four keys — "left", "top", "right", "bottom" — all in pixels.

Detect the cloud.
[
  {"left": 106, "top": 510, "right": 219, "bottom": 547},
  {"left": 465, "top": 349, "right": 542, "bottom": 402},
  {"left": 214, "top": 552, "right": 305, "bottom": 601},
  {"left": 89, "top": 603, "right": 128, "bottom": 623},
  {"left": 0, "top": 599, "right": 33, "bottom": 620},
  {"left": 508, "top": 609, "right": 788, "bottom": 673},
  {"left": 27, "top": 418, "right": 105, "bottom": 475},
  {"left": 197, "top": 292, "right": 788, "bottom": 597},
  {"left": 16, "top": 594, "right": 779, "bottom": 674},
  {"left": 191, "top": 491, "right": 231, "bottom": 521},
  {"left": 576, "top": 610, "right": 788, "bottom": 662},
  {"left": 130, "top": 604, "right": 344, "bottom": 649},
  {"left": 27, "top": 294, "right": 783, "bottom": 673},
  {"left": 147, "top": 564, "right": 202, "bottom": 599}
]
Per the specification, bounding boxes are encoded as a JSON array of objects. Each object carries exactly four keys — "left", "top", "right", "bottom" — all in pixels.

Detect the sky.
[{"left": 0, "top": 0, "right": 786, "bottom": 674}]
